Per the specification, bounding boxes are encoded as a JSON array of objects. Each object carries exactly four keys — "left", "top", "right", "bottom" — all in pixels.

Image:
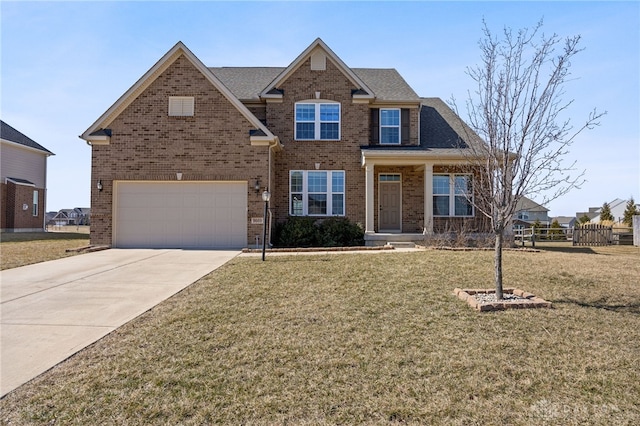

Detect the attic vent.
[
  {"left": 310, "top": 51, "right": 326, "bottom": 71},
  {"left": 168, "top": 96, "right": 195, "bottom": 116}
]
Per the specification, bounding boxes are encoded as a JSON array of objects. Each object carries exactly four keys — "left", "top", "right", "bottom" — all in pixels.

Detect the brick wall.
[
  {"left": 90, "top": 54, "right": 270, "bottom": 246},
  {"left": 1, "top": 181, "right": 44, "bottom": 230},
  {"left": 267, "top": 58, "right": 369, "bottom": 227}
]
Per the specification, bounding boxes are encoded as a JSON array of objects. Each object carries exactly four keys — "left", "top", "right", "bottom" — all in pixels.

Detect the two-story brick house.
[
  {"left": 1, "top": 120, "right": 54, "bottom": 232},
  {"left": 81, "top": 39, "right": 487, "bottom": 249}
]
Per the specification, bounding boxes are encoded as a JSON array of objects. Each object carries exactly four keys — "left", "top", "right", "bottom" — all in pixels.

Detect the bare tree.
[{"left": 453, "top": 20, "right": 605, "bottom": 299}]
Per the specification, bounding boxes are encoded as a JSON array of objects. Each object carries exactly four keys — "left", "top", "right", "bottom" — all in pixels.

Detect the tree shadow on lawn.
[
  {"left": 536, "top": 245, "right": 599, "bottom": 255},
  {"left": 554, "top": 297, "right": 640, "bottom": 314}
]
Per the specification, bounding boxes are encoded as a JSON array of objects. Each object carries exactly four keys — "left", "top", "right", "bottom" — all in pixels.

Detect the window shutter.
[
  {"left": 401, "top": 109, "right": 410, "bottom": 144},
  {"left": 371, "top": 108, "right": 379, "bottom": 144}
]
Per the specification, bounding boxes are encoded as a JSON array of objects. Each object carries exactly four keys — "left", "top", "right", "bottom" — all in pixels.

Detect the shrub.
[
  {"left": 272, "top": 217, "right": 364, "bottom": 248},
  {"left": 318, "top": 217, "right": 365, "bottom": 247}
]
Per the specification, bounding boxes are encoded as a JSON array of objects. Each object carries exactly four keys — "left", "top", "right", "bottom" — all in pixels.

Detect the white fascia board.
[
  {"left": 260, "top": 38, "right": 375, "bottom": 99},
  {"left": 80, "top": 42, "right": 276, "bottom": 144},
  {"left": 1, "top": 139, "right": 54, "bottom": 156},
  {"left": 361, "top": 149, "right": 472, "bottom": 167}
]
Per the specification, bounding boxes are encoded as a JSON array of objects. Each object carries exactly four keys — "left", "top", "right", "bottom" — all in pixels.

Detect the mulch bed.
[{"left": 454, "top": 287, "right": 552, "bottom": 311}]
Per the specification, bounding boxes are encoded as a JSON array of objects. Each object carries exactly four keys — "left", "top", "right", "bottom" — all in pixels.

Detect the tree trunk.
[{"left": 494, "top": 230, "right": 504, "bottom": 300}]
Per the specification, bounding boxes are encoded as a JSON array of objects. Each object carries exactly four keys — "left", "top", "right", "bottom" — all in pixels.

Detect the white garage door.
[{"left": 114, "top": 181, "right": 247, "bottom": 249}]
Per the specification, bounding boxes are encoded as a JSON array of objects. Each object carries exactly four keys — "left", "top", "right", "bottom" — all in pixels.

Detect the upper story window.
[
  {"left": 433, "top": 174, "right": 473, "bottom": 217},
  {"left": 380, "top": 109, "right": 400, "bottom": 144},
  {"left": 371, "top": 108, "right": 410, "bottom": 145},
  {"left": 168, "top": 96, "right": 195, "bottom": 116},
  {"left": 295, "top": 102, "right": 340, "bottom": 140}
]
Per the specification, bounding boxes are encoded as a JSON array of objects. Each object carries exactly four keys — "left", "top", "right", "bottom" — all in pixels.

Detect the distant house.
[
  {"left": 585, "top": 198, "right": 636, "bottom": 223},
  {"left": 1, "top": 121, "right": 54, "bottom": 232},
  {"left": 51, "top": 208, "right": 91, "bottom": 226},
  {"left": 552, "top": 216, "right": 577, "bottom": 229},
  {"left": 513, "top": 196, "right": 550, "bottom": 229}
]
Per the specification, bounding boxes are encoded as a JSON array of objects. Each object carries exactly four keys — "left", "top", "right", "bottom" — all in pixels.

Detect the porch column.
[
  {"left": 424, "top": 163, "right": 433, "bottom": 234},
  {"left": 365, "top": 163, "right": 375, "bottom": 233}
]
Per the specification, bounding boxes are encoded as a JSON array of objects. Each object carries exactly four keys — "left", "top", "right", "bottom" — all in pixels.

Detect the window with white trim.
[
  {"left": 32, "top": 190, "right": 39, "bottom": 217},
  {"left": 290, "top": 170, "right": 345, "bottom": 216},
  {"left": 168, "top": 96, "right": 195, "bottom": 116},
  {"left": 295, "top": 102, "right": 340, "bottom": 140},
  {"left": 380, "top": 108, "right": 400, "bottom": 144},
  {"left": 433, "top": 174, "right": 473, "bottom": 217}
]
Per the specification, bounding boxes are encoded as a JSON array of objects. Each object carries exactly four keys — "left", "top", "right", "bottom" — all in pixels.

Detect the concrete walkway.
[{"left": 0, "top": 249, "right": 239, "bottom": 397}]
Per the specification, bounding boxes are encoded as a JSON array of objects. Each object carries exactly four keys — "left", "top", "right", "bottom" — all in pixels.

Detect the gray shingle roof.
[
  {"left": 0, "top": 120, "right": 53, "bottom": 154},
  {"left": 209, "top": 67, "right": 419, "bottom": 102},
  {"left": 209, "top": 67, "right": 284, "bottom": 100},
  {"left": 419, "top": 98, "right": 484, "bottom": 150},
  {"left": 352, "top": 68, "right": 419, "bottom": 101}
]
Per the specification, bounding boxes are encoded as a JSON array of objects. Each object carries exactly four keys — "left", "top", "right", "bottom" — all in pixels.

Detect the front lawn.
[
  {"left": 0, "top": 232, "right": 90, "bottom": 270},
  {"left": 1, "top": 246, "right": 639, "bottom": 424}
]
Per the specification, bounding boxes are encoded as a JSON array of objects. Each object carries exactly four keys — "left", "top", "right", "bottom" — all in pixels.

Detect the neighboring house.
[
  {"left": 1, "top": 120, "right": 54, "bottom": 232},
  {"left": 512, "top": 196, "right": 550, "bottom": 229},
  {"left": 81, "top": 39, "right": 489, "bottom": 249},
  {"left": 587, "top": 198, "right": 633, "bottom": 223},
  {"left": 51, "top": 208, "right": 91, "bottom": 226},
  {"left": 552, "top": 216, "right": 577, "bottom": 229}
]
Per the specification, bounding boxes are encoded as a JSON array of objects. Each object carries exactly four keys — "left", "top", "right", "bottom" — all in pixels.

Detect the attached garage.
[{"left": 113, "top": 181, "right": 247, "bottom": 249}]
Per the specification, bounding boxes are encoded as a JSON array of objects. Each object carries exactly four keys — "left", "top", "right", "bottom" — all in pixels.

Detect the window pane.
[
  {"left": 296, "top": 104, "right": 315, "bottom": 121},
  {"left": 433, "top": 195, "right": 449, "bottom": 215},
  {"left": 291, "top": 171, "right": 303, "bottom": 192},
  {"left": 308, "top": 194, "right": 327, "bottom": 215},
  {"left": 433, "top": 175, "right": 450, "bottom": 195},
  {"left": 380, "top": 127, "right": 400, "bottom": 144},
  {"left": 454, "top": 175, "right": 471, "bottom": 195},
  {"left": 332, "top": 171, "right": 344, "bottom": 192},
  {"left": 296, "top": 123, "right": 315, "bottom": 139},
  {"left": 379, "top": 174, "right": 400, "bottom": 182},
  {"left": 380, "top": 109, "right": 399, "bottom": 125},
  {"left": 320, "top": 104, "right": 339, "bottom": 121},
  {"left": 332, "top": 194, "right": 344, "bottom": 215},
  {"left": 455, "top": 196, "right": 473, "bottom": 216},
  {"left": 291, "top": 194, "right": 303, "bottom": 215},
  {"left": 308, "top": 172, "right": 327, "bottom": 192},
  {"left": 320, "top": 123, "right": 339, "bottom": 140}
]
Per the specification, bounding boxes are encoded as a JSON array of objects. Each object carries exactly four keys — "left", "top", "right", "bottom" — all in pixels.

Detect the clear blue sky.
[{"left": 2, "top": 1, "right": 638, "bottom": 217}]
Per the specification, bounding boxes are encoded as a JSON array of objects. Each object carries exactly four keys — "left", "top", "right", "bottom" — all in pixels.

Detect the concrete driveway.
[{"left": 0, "top": 249, "right": 239, "bottom": 397}]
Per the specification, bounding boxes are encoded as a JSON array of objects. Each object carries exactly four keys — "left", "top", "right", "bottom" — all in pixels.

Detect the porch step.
[{"left": 388, "top": 241, "right": 416, "bottom": 249}]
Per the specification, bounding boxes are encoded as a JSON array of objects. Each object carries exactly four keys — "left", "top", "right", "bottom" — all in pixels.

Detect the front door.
[{"left": 379, "top": 180, "right": 401, "bottom": 232}]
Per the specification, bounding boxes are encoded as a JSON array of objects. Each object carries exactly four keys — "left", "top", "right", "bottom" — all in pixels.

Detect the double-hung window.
[
  {"left": 380, "top": 108, "right": 400, "bottom": 144},
  {"left": 433, "top": 174, "right": 473, "bottom": 217},
  {"left": 295, "top": 102, "right": 340, "bottom": 140},
  {"left": 32, "top": 190, "right": 39, "bottom": 217},
  {"left": 290, "top": 170, "right": 345, "bottom": 216}
]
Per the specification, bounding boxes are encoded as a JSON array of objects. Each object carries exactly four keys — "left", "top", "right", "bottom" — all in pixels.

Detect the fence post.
[{"left": 531, "top": 229, "right": 535, "bottom": 248}]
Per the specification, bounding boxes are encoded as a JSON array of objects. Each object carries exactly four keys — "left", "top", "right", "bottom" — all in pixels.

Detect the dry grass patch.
[
  {"left": 1, "top": 246, "right": 639, "bottom": 424},
  {"left": 0, "top": 232, "right": 89, "bottom": 270}
]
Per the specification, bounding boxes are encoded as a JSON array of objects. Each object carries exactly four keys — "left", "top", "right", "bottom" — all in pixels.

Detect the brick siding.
[{"left": 90, "top": 54, "right": 270, "bottom": 246}]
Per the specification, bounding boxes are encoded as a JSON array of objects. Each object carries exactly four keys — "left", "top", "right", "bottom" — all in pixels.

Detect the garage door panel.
[{"left": 115, "top": 182, "right": 247, "bottom": 249}]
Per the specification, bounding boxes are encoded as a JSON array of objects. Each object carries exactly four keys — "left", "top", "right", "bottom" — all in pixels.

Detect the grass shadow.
[
  {"left": 554, "top": 298, "right": 640, "bottom": 314},
  {"left": 536, "top": 245, "right": 599, "bottom": 255}
]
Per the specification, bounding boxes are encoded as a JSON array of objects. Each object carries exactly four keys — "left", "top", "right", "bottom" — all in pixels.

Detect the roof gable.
[
  {"left": 260, "top": 38, "right": 374, "bottom": 100},
  {"left": 1, "top": 120, "right": 53, "bottom": 155},
  {"left": 81, "top": 42, "right": 277, "bottom": 144}
]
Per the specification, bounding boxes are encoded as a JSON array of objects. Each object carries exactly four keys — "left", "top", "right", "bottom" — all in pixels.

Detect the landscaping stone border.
[{"left": 454, "top": 287, "right": 552, "bottom": 311}]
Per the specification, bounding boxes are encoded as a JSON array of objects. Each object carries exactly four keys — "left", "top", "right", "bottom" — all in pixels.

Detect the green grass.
[
  {"left": 0, "top": 232, "right": 89, "bottom": 270},
  {"left": 1, "top": 245, "right": 639, "bottom": 424}
]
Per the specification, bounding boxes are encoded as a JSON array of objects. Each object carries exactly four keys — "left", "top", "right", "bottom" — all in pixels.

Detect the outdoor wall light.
[
  {"left": 255, "top": 179, "right": 261, "bottom": 193},
  {"left": 97, "top": 180, "right": 103, "bottom": 192}
]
